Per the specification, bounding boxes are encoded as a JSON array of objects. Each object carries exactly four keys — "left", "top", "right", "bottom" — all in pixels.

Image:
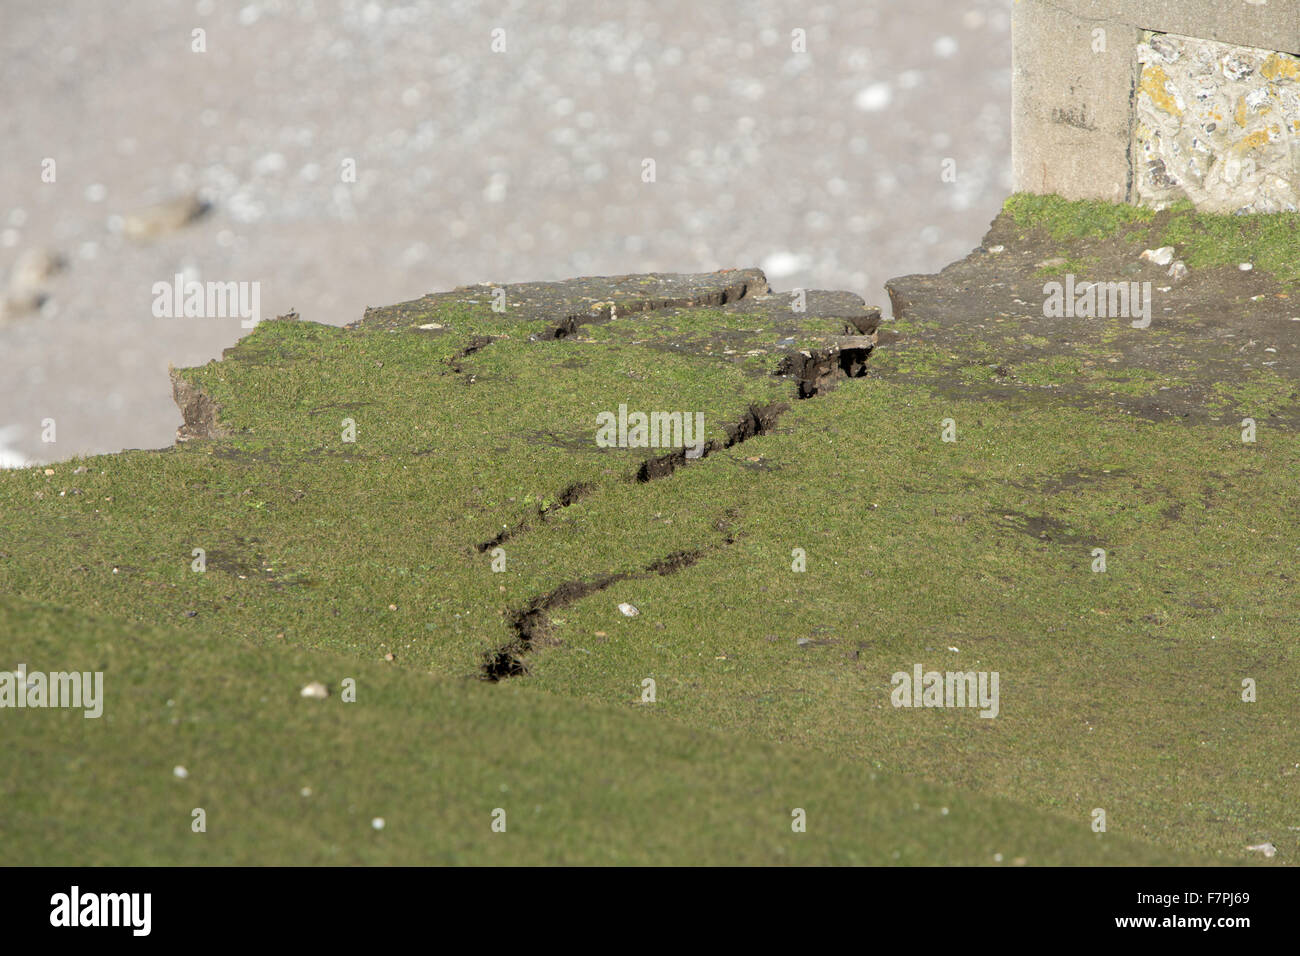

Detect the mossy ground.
[
  {"left": 2, "top": 198, "right": 1295, "bottom": 865},
  {"left": 2, "top": 595, "right": 1180, "bottom": 865},
  {"left": 1005, "top": 192, "right": 1300, "bottom": 289}
]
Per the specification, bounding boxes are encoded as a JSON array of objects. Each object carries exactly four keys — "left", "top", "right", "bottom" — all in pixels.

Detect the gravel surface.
[{"left": 0, "top": 0, "right": 1012, "bottom": 463}]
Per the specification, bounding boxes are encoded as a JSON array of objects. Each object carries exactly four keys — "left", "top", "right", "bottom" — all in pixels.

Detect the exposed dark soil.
[
  {"left": 883, "top": 210, "right": 1300, "bottom": 427},
  {"left": 634, "top": 401, "right": 787, "bottom": 482}
]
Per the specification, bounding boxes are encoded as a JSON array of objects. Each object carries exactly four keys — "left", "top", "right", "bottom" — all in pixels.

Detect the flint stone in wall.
[{"left": 1134, "top": 32, "right": 1300, "bottom": 213}]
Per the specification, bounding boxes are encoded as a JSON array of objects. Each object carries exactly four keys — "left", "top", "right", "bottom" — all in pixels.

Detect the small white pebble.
[
  {"left": 371, "top": 817, "right": 385, "bottom": 830},
  {"left": 1239, "top": 262, "right": 1253, "bottom": 271},
  {"left": 301, "top": 787, "right": 312, "bottom": 797},
  {"left": 618, "top": 603, "right": 639, "bottom": 617},
  {"left": 173, "top": 765, "right": 189, "bottom": 779},
  {"left": 300, "top": 681, "right": 329, "bottom": 699}
]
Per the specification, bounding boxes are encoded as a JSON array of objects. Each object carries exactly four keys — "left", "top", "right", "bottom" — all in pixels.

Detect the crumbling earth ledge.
[
  {"left": 177, "top": 266, "right": 881, "bottom": 453},
  {"left": 170, "top": 363, "right": 230, "bottom": 441},
  {"left": 4, "top": 225, "right": 1296, "bottom": 863}
]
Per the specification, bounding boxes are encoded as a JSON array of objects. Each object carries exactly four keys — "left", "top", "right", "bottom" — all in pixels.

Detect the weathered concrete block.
[
  {"left": 1134, "top": 32, "right": 1300, "bottom": 212},
  {"left": 1013, "top": 0, "right": 1300, "bottom": 211}
]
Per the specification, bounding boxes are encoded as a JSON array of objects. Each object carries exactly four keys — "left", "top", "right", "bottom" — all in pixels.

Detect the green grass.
[
  {"left": 0, "top": 595, "right": 1180, "bottom": 865},
  {"left": 1005, "top": 192, "right": 1300, "bottom": 289},
  {"left": 1004, "top": 193, "right": 1156, "bottom": 241},
  {"left": 1208, "top": 369, "right": 1298, "bottom": 416},
  {"left": 1, "top": 282, "right": 1294, "bottom": 864},
  {"left": 1163, "top": 206, "right": 1300, "bottom": 289},
  {"left": 1033, "top": 255, "right": 1098, "bottom": 278},
  {"left": 1015, "top": 356, "right": 1084, "bottom": 386}
]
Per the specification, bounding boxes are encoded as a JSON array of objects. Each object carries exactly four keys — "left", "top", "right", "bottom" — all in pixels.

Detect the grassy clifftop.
[{"left": 2, "top": 202, "right": 1296, "bottom": 864}]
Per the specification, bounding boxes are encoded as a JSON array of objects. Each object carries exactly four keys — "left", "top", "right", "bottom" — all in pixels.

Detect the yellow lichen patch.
[
  {"left": 1261, "top": 53, "right": 1300, "bottom": 82},
  {"left": 1139, "top": 64, "right": 1181, "bottom": 116},
  {"left": 1235, "top": 97, "right": 1247, "bottom": 127},
  {"left": 1235, "top": 129, "right": 1271, "bottom": 153}
]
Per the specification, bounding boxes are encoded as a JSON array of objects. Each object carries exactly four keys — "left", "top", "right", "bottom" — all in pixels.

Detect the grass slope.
[
  {"left": 0, "top": 595, "right": 1177, "bottom": 865},
  {"left": 1, "top": 200, "right": 1295, "bottom": 863}
]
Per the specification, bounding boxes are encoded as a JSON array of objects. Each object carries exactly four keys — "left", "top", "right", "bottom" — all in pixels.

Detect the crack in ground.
[
  {"left": 631, "top": 340, "right": 872, "bottom": 481},
  {"left": 472, "top": 396, "right": 786, "bottom": 549},
  {"left": 446, "top": 335, "right": 495, "bottom": 374},
  {"left": 774, "top": 340, "right": 874, "bottom": 399},
  {"left": 447, "top": 274, "right": 764, "bottom": 394},
  {"left": 475, "top": 481, "right": 596, "bottom": 552},
  {"left": 634, "top": 401, "right": 788, "bottom": 482},
  {"left": 472, "top": 337, "right": 875, "bottom": 548},
  {"left": 532, "top": 275, "right": 761, "bottom": 341},
  {"left": 474, "top": 327, "right": 878, "bottom": 679},
  {"left": 481, "top": 547, "right": 709, "bottom": 681}
]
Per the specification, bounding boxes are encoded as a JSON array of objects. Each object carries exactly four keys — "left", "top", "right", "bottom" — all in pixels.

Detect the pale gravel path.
[{"left": 0, "top": 0, "right": 1012, "bottom": 463}]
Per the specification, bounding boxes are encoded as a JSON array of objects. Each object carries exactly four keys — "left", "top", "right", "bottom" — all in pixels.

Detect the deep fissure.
[
  {"left": 481, "top": 548, "right": 706, "bottom": 681},
  {"left": 475, "top": 315, "right": 879, "bottom": 679},
  {"left": 446, "top": 335, "right": 495, "bottom": 373},
  {"left": 532, "top": 276, "right": 760, "bottom": 341},
  {"left": 475, "top": 480, "right": 595, "bottom": 552},
  {"left": 634, "top": 401, "right": 787, "bottom": 482}
]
